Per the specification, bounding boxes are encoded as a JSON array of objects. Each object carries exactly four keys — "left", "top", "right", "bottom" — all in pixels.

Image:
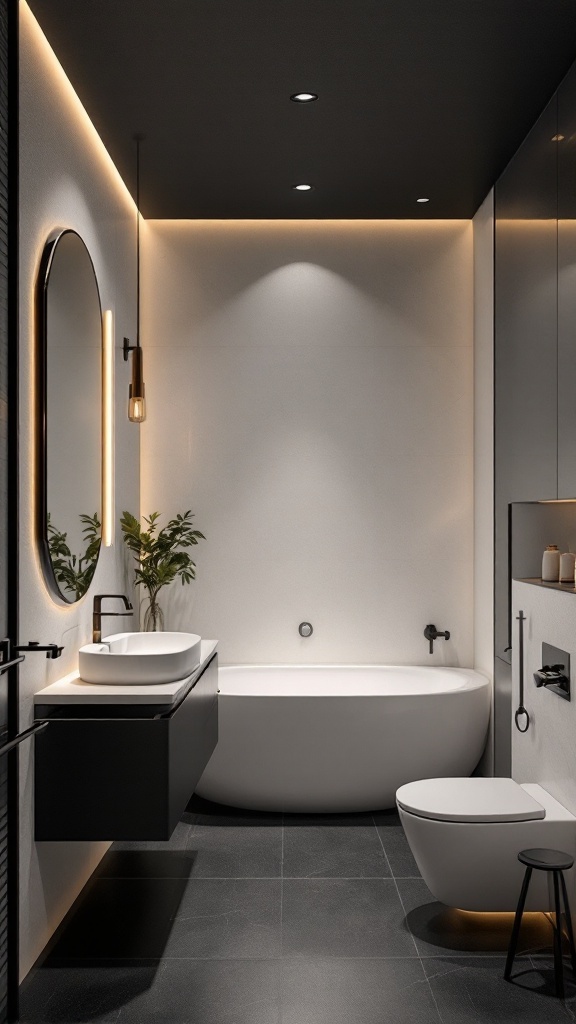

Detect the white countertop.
[{"left": 34, "top": 639, "right": 218, "bottom": 705}]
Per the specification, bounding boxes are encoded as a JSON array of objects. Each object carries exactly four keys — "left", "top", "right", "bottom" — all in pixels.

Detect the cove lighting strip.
[{"left": 102, "top": 310, "right": 114, "bottom": 547}]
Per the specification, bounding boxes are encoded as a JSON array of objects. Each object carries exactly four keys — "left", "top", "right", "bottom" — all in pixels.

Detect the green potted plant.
[
  {"left": 120, "top": 510, "right": 205, "bottom": 630},
  {"left": 47, "top": 512, "right": 101, "bottom": 600}
]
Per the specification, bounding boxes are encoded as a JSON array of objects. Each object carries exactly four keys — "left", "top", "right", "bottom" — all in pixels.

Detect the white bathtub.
[{"left": 196, "top": 665, "right": 490, "bottom": 812}]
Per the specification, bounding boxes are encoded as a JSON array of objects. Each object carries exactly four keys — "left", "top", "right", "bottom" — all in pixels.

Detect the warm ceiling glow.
[
  {"left": 146, "top": 219, "right": 472, "bottom": 233},
  {"left": 293, "top": 184, "right": 314, "bottom": 191},
  {"left": 21, "top": 2, "right": 137, "bottom": 216},
  {"left": 102, "top": 310, "right": 114, "bottom": 546},
  {"left": 290, "top": 92, "right": 318, "bottom": 102}
]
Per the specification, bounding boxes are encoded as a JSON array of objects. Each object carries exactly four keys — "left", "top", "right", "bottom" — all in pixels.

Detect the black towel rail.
[{"left": 514, "top": 610, "right": 530, "bottom": 733}]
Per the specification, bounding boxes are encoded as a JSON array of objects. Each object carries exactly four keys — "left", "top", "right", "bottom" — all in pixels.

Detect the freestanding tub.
[{"left": 196, "top": 665, "right": 490, "bottom": 812}]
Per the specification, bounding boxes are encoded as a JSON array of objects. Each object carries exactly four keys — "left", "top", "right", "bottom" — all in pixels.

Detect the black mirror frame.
[{"left": 35, "top": 228, "right": 103, "bottom": 605}]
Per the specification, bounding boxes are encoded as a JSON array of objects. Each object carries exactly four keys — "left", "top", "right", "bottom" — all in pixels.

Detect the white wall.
[
  {"left": 473, "top": 191, "right": 495, "bottom": 773},
  {"left": 141, "top": 220, "right": 474, "bottom": 666},
  {"left": 512, "top": 580, "right": 576, "bottom": 816},
  {"left": 19, "top": 4, "right": 139, "bottom": 978}
]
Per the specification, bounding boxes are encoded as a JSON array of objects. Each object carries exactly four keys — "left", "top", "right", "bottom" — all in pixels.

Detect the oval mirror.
[{"left": 36, "top": 230, "right": 102, "bottom": 603}]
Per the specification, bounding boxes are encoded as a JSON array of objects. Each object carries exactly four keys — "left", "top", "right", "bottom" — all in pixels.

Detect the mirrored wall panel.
[{"left": 37, "top": 229, "right": 102, "bottom": 602}]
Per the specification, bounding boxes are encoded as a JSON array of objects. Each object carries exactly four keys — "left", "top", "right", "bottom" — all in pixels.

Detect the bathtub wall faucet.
[{"left": 424, "top": 624, "right": 450, "bottom": 654}]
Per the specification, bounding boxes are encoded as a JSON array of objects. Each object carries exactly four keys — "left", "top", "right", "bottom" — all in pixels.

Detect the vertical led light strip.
[{"left": 102, "top": 310, "right": 114, "bottom": 546}]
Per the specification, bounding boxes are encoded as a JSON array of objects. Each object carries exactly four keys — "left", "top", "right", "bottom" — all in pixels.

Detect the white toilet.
[{"left": 396, "top": 777, "right": 576, "bottom": 912}]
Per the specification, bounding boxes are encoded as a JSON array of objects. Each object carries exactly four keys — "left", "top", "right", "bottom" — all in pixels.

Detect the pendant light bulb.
[
  {"left": 128, "top": 343, "right": 146, "bottom": 423},
  {"left": 128, "top": 396, "right": 146, "bottom": 423}
]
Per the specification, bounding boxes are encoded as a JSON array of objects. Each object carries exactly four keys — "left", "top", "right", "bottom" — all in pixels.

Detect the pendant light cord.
[{"left": 136, "top": 134, "right": 141, "bottom": 348}]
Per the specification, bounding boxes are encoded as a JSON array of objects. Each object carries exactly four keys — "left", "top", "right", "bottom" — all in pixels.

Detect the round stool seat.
[{"left": 518, "top": 848, "right": 574, "bottom": 871}]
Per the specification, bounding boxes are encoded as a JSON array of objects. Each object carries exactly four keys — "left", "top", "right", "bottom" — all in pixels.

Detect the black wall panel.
[
  {"left": 494, "top": 95, "right": 558, "bottom": 666},
  {"left": 0, "top": 0, "right": 17, "bottom": 1020},
  {"left": 494, "top": 58, "right": 576, "bottom": 775},
  {"left": 558, "top": 63, "right": 576, "bottom": 498}
]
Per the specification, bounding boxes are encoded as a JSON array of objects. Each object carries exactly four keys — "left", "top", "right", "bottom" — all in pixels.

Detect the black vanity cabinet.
[{"left": 34, "top": 653, "right": 218, "bottom": 841}]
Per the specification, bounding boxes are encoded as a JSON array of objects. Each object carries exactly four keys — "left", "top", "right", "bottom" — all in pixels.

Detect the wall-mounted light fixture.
[
  {"left": 125, "top": 133, "right": 146, "bottom": 423},
  {"left": 102, "top": 309, "right": 114, "bottom": 545},
  {"left": 123, "top": 337, "right": 145, "bottom": 422}
]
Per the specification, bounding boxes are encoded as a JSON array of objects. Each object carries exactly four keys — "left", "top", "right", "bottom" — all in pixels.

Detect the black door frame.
[{"left": 6, "top": 0, "right": 19, "bottom": 1018}]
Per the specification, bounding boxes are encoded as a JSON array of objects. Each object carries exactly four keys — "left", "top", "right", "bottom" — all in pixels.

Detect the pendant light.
[{"left": 124, "top": 133, "right": 146, "bottom": 422}]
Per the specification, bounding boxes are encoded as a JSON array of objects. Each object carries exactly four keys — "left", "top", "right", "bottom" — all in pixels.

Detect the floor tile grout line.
[
  {"left": 371, "top": 808, "right": 439, "bottom": 1024},
  {"left": 280, "top": 812, "right": 284, "bottom": 1023},
  {"left": 44, "top": 952, "right": 535, "bottom": 964},
  {"left": 98, "top": 874, "right": 421, "bottom": 881},
  {"left": 426, "top": 980, "right": 447, "bottom": 1024},
  {"left": 422, "top": 962, "right": 446, "bottom": 1024},
  {"left": 280, "top": 812, "right": 284, "bottom": 960},
  {"left": 372, "top": 813, "right": 421, "bottom": 963},
  {"left": 370, "top": 814, "right": 394, "bottom": 877}
]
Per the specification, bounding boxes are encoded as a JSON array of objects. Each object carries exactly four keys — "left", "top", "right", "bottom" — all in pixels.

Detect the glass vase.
[{"left": 143, "top": 596, "right": 164, "bottom": 631}]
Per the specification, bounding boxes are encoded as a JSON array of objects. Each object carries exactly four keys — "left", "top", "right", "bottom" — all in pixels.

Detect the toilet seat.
[{"left": 396, "top": 777, "right": 546, "bottom": 823}]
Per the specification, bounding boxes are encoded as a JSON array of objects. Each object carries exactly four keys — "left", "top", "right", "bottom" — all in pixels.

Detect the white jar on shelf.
[
  {"left": 560, "top": 551, "right": 576, "bottom": 583},
  {"left": 542, "top": 545, "right": 560, "bottom": 582}
]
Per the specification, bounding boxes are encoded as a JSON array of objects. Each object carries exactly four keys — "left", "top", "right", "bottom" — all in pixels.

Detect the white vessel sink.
[{"left": 79, "top": 631, "right": 202, "bottom": 685}]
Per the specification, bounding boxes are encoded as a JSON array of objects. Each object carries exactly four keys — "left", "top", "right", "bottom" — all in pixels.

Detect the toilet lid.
[{"left": 396, "top": 778, "right": 546, "bottom": 823}]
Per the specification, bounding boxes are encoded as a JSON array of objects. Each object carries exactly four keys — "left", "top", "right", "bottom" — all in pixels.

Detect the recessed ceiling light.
[
  {"left": 551, "top": 134, "right": 565, "bottom": 142},
  {"left": 293, "top": 183, "right": 314, "bottom": 191},
  {"left": 416, "top": 197, "right": 430, "bottom": 203},
  {"left": 290, "top": 92, "right": 318, "bottom": 102}
]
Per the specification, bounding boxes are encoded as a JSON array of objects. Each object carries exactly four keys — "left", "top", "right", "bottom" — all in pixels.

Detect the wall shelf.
[{"left": 516, "top": 577, "right": 576, "bottom": 595}]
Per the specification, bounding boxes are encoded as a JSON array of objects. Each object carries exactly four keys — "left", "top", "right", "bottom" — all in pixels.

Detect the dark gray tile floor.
[{"left": 19, "top": 798, "right": 576, "bottom": 1023}]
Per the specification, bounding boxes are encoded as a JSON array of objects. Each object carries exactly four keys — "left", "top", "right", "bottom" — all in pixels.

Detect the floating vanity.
[{"left": 33, "top": 640, "right": 218, "bottom": 842}]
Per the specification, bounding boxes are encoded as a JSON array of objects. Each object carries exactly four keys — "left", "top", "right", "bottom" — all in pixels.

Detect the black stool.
[{"left": 505, "top": 848, "right": 576, "bottom": 998}]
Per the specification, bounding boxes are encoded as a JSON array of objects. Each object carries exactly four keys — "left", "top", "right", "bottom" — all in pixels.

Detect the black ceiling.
[{"left": 27, "top": 0, "right": 576, "bottom": 218}]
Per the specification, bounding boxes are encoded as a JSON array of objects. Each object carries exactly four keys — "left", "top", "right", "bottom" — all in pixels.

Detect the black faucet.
[
  {"left": 92, "top": 594, "right": 133, "bottom": 643},
  {"left": 424, "top": 624, "right": 451, "bottom": 654},
  {"left": 14, "top": 641, "right": 64, "bottom": 659},
  {"left": 533, "top": 664, "right": 570, "bottom": 699}
]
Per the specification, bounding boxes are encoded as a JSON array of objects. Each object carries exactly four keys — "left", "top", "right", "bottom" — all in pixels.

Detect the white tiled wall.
[{"left": 141, "top": 221, "right": 474, "bottom": 666}]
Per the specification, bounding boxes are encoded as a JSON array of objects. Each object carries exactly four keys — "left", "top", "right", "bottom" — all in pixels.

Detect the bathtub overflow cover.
[{"left": 299, "top": 622, "right": 313, "bottom": 637}]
